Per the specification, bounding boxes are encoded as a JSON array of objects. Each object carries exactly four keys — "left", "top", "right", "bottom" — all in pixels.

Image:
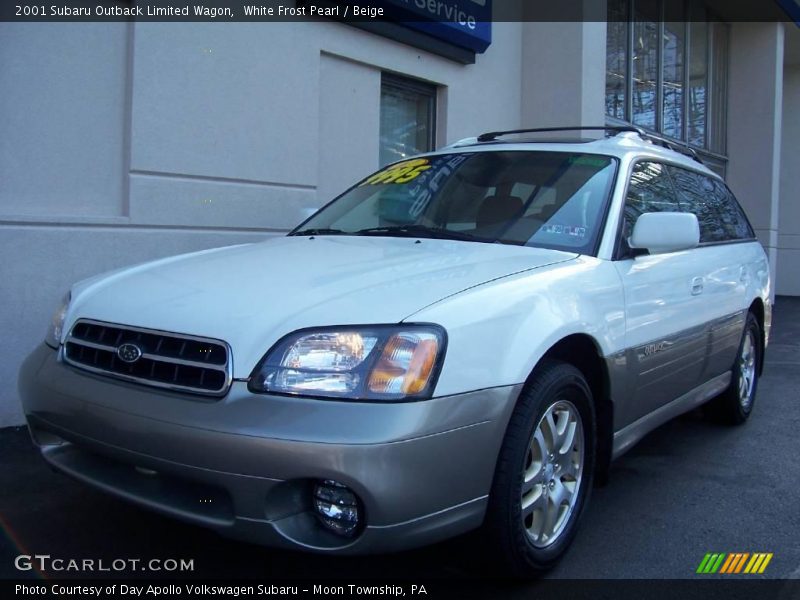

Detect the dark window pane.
[
  {"left": 379, "top": 76, "right": 435, "bottom": 167},
  {"left": 667, "top": 166, "right": 751, "bottom": 243},
  {"left": 663, "top": 5, "right": 685, "bottom": 139},
  {"left": 623, "top": 161, "right": 680, "bottom": 239},
  {"left": 606, "top": 0, "right": 629, "bottom": 120},
  {"left": 716, "top": 181, "right": 755, "bottom": 240},
  {"left": 716, "top": 185, "right": 752, "bottom": 239},
  {"left": 688, "top": 10, "right": 708, "bottom": 147},
  {"left": 632, "top": 0, "right": 659, "bottom": 130},
  {"left": 669, "top": 167, "right": 721, "bottom": 242}
]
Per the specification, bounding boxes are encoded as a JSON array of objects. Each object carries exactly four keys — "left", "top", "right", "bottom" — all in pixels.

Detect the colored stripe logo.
[{"left": 696, "top": 552, "right": 773, "bottom": 574}]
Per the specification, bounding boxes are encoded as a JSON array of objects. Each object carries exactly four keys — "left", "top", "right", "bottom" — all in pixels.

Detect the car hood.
[{"left": 67, "top": 235, "right": 577, "bottom": 377}]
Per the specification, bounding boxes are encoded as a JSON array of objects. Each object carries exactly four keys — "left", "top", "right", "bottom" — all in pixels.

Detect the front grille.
[{"left": 63, "top": 319, "right": 232, "bottom": 397}]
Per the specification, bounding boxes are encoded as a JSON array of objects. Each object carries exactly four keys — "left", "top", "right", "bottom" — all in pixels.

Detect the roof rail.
[
  {"left": 476, "top": 125, "right": 645, "bottom": 143},
  {"left": 441, "top": 136, "right": 481, "bottom": 149},
  {"left": 475, "top": 125, "right": 704, "bottom": 164}
]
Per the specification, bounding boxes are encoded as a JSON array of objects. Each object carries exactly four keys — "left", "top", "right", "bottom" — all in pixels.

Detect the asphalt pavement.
[{"left": 1, "top": 298, "right": 799, "bottom": 582}]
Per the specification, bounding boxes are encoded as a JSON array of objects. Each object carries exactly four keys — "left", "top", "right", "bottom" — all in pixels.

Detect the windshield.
[{"left": 291, "top": 151, "right": 618, "bottom": 254}]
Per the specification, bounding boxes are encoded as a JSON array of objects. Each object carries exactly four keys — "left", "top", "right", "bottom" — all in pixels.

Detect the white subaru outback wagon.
[{"left": 19, "top": 126, "right": 770, "bottom": 576}]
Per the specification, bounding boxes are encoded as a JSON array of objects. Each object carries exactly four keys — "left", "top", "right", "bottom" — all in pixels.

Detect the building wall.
[
  {"left": 779, "top": 65, "right": 800, "bottom": 296},
  {"left": 521, "top": 21, "right": 607, "bottom": 128},
  {"left": 0, "top": 21, "right": 523, "bottom": 427},
  {"left": 726, "top": 22, "right": 784, "bottom": 301}
]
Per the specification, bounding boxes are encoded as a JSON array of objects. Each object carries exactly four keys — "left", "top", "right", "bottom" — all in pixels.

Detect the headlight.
[
  {"left": 248, "top": 325, "right": 446, "bottom": 401},
  {"left": 45, "top": 291, "right": 71, "bottom": 349}
]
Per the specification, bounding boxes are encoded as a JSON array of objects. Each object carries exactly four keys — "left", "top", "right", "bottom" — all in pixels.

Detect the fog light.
[{"left": 313, "top": 480, "right": 361, "bottom": 537}]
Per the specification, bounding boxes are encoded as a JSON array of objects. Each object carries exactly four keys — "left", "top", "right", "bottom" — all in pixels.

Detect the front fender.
[{"left": 405, "top": 257, "right": 626, "bottom": 397}]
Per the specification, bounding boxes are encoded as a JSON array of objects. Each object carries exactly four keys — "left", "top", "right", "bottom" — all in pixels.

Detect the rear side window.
[
  {"left": 622, "top": 161, "right": 680, "bottom": 240},
  {"left": 720, "top": 184, "right": 756, "bottom": 240},
  {"left": 668, "top": 166, "right": 755, "bottom": 243}
]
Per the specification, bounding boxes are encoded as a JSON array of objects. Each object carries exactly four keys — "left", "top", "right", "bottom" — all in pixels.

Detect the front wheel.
[
  {"left": 484, "top": 360, "right": 595, "bottom": 577},
  {"left": 706, "top": 312, "right": 762, "bottom": 425}
]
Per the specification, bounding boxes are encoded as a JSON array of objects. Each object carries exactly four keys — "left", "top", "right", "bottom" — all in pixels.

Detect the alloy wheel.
[
  {"left": 738, "top": 329, "right": 757, "bottom": 409},
  {"left": 520, "top": 399, "right": 584, "bottom": 548}
]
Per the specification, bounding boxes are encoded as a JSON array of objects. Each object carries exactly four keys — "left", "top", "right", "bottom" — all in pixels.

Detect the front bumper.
[{"left": 19, "top": 344, "right": 520, "bottom": 554}]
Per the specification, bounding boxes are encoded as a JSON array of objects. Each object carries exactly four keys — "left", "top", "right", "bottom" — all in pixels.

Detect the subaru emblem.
[{"left": 117, "top": 343, "right": 143, "bottom": 363}]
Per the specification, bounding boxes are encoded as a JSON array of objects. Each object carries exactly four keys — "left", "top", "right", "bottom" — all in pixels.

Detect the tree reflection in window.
[
  {"left": 632, "top": 0, "right": 658, "bottom": 130},
  {"left": 605, "top": 0, "right": 728, "bottom": 155},
  {"left": 669, "top": 167, "right": 723, "bottom": 242},
  {"left": 623, "top": 162, "right": 680, "bottom": 239},
  {"left": 605, "top": 0, "right": 628, "bottom": 119},
  {"left": 669, "top": 166, "right": 755, "bottom": 242}
]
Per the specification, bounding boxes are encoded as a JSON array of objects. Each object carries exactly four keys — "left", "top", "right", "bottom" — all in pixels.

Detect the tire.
[
  {"left": 705, "top": 312, "right": 762, "bottom": 425},
  {"left": 483, "top": 359, "right": 596, "bottom": 577}
]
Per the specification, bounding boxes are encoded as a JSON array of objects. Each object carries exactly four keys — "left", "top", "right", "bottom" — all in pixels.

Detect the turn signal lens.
[
  {"left": 368, "top": 333, "right": 439, "bottom": 395},
  {"left": 45, "top": 291, "right": 71, "bottom": 349}
]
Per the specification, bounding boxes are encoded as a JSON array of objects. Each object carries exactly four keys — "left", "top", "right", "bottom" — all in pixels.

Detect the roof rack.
[
  {"left": 476, "top": 125, "right": 643, "bottom": 142},
  {"left": 475, "top": 125, "right": 704, "bottom": 164}
]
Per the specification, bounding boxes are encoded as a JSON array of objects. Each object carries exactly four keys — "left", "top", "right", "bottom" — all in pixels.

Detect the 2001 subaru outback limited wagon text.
[{"left": 19, "top": 126, "right": 770, "bottom": 576}]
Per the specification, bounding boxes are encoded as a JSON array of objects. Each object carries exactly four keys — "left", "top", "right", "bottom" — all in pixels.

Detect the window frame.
[
  {"left": 604, "top": 0, "right": 730, "bottom": 162},
  {"left": 379, "top": 73, "right": 438, "bottom": 167}
]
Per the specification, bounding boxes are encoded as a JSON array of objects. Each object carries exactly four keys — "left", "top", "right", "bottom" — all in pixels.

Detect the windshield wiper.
[
  {"left": 293, "top": 225, "right": 486, "bottom": 242},
  {"left": 290, "top": 227, "right": 348, "bottom": 237},
  {"left": 355, "top": 225, "right": 482, "bottom": 242}
]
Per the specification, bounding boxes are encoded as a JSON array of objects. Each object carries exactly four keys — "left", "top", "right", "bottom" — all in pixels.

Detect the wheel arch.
[
  {"left": 525, "top": 334, "right": 614, "bottom": 485},
  {"left": 748, "top": 297, "right": 766, "bottom": 375}
]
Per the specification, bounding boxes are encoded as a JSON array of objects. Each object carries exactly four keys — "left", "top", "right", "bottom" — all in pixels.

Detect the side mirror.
[{"left": 629, "top": 212, "right": 700, "bottom": 255}]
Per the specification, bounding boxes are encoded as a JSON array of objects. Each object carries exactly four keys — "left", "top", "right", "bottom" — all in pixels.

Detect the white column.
[
  {"left": 727, "top": 23, "right": 785, "bottom": 301},
  {"left": 778, "top": 65, "right": 800, "bottom": 296}
]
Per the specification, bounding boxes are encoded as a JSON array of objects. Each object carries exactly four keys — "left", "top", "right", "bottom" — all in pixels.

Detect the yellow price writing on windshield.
[{"left": 360, "top": 159, "right": 432, "bottom": 186}]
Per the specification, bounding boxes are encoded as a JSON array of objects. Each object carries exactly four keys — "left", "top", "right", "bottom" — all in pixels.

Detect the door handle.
[{"left": 691, "top": 276, "right": 704, "bottom": 295}]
